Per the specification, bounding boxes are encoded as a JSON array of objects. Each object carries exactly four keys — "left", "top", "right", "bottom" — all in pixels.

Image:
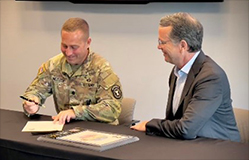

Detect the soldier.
[{"left": 21, "top": 17, "right": 123, "bottom": 125}]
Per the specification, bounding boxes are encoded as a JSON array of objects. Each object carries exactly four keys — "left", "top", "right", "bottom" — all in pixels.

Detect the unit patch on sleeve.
[{"left": 111, "top": 85, "right": 122, "bottom": 99}]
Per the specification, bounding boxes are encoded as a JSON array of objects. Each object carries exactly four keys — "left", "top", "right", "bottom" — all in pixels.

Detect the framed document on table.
[{"left": 37, "top": 127, "right": 139, "bottom": 152}]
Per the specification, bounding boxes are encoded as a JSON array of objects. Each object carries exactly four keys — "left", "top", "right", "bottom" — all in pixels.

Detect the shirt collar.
[{"left": 174, "top": 51, "right": 200, "bottom": 76}]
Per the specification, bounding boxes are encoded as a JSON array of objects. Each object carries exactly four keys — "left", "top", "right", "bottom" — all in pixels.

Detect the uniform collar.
[{"left": 61, "top": 50, "right": 94, "bottom": 77}]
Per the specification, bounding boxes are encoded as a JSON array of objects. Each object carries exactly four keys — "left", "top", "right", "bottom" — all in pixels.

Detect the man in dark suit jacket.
[{"left": 131, "top": 12, "right": 241, "bottom": 142}]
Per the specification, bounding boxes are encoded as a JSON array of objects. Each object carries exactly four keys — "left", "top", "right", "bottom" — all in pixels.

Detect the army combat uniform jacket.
[{"left": 23, "top": 51, "right": 123, "bottom": 124}]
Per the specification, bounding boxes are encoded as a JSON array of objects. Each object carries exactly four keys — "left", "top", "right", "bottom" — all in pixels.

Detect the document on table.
[
  {"left": 22, "top": 121, "right": 64, "bottom": 132},
  {"left": 37, "top": 127, "right": 140, "bottom": 152}
]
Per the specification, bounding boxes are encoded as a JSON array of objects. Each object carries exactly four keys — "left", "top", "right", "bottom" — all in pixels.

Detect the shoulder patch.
[
  {"left": 38, "top": 65, "right": 44, "bottom": 75},
  {"left": 111, "top": 85, "right": 122, "bottom": 99}
]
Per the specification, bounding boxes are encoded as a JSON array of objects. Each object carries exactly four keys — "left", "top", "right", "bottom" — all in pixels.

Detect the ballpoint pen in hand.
[{"left": 20, "top": 96, "right": 46, "bottom": 108}]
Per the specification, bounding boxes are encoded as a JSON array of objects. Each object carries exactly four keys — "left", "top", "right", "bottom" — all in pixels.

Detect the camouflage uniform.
[{"left": 23, "top": 51, "right": 123, "bottom": 125}]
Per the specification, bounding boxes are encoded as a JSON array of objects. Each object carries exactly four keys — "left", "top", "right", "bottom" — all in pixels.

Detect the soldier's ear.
[{"left": 87, "top": 37, "right": 92, "bottom": 46}]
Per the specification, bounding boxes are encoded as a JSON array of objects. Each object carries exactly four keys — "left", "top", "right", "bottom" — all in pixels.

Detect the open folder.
[{"left": 22, "top": 121, "right": 64, "bottom": 132}]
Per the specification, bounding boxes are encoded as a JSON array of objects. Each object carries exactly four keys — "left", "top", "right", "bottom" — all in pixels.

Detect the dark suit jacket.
[{"left": 146, "top": 51, "right": 241, "bottom": 142}]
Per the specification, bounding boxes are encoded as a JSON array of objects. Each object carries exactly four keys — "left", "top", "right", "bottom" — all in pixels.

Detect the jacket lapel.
[
  {"left": 166, "top": 68, "right": 177, "bottom": 119},
  {"left": 177, "top": 51, "right": 206, "bottom": 114}
]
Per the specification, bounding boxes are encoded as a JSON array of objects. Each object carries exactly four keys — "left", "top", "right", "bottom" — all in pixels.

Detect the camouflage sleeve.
[
  {"left": 72, "top": 64, "right": 123, "bottom": 125},
  {"left": 22, "top": 62, "right": 53, "bottom": 105}
]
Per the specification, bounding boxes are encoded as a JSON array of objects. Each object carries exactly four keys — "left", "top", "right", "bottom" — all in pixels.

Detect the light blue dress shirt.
[{"left": 172, "top": 51, "right": 200, "bottom": 115}]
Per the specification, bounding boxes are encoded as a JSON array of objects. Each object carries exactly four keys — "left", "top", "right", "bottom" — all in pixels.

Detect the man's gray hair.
[{"left": 160, "top": 12, "right": 203, "bottom": 52}]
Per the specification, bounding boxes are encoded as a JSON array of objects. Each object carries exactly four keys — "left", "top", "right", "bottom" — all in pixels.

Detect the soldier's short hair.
[{"left": 61, "top": 18, "right": 89, "bottom": 40}]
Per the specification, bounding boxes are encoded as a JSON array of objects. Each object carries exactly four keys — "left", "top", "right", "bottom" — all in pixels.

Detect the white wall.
[{"left": 1, "top": 0, "right": 248, "bottom": 121}]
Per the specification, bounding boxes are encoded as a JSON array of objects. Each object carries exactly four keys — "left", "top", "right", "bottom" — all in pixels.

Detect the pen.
[{"left": 20, "top": 96, "right": 46, "bottom": 108}]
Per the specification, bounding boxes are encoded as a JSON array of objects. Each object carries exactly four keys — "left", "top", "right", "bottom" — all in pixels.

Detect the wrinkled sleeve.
[
  {"left": 22, "top": 62, "right": 53, "bottom": 105},
  {"left": 73, "top": 63, "right": 123, "bottom": 124}
]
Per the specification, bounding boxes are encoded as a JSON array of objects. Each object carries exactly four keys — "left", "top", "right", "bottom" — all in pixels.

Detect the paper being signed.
[{"left": 22, "top": 121, "right": 64, "bottom": 132}]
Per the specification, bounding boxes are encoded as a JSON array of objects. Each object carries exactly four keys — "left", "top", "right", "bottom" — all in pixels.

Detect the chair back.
[
  {"left": 233, "top": 108, "right": 249, "bottom": 143},
  {"left": 118, "top": 98, "right": 136, "bottom": 125}
]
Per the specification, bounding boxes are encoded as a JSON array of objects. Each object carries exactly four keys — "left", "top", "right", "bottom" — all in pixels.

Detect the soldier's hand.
[
  {"left": 52, "top": 109, "right": 76, "bottom": 125},
  {"left": 130, "top": 121, "right": 149, "bottom": 132},
  {"left": 23, "top": 96, "right": 40, "bottom": 114}
]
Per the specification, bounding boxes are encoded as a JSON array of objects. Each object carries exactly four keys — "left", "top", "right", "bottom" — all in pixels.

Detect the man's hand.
[
  {"left": 52, "top": 109, "right": 76, "bottom": 125},
  {"left": 23, "top": 96, "right": 40, "bottom": 114},
  {"left": 130, "top": 121, "right": 149, "bottom": 132}
]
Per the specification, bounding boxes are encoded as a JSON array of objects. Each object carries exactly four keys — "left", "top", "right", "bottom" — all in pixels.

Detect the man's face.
[
  {"left": 61, "top": 30, "right": 91, "bottom": 65},
  {"left": 157, "top": 26, "right": 181, "bottom": 65}
]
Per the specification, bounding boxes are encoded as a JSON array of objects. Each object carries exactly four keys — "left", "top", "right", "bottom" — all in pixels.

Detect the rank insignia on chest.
[{"left": 111, "top": 85, "right": 122, "bottom": 99}]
